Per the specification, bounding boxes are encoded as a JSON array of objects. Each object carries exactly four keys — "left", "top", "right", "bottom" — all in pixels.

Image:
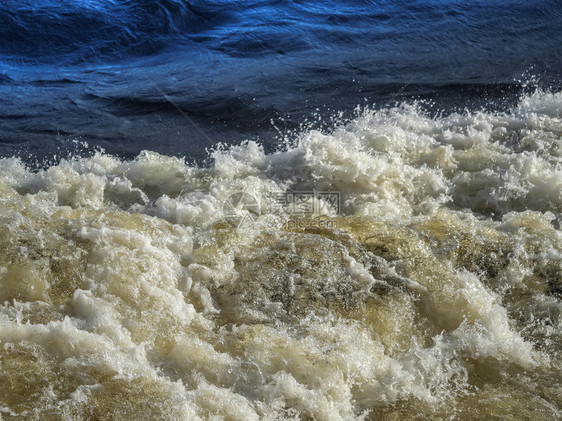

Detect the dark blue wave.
[
  {"left": 0, "top": 0, "right": 561, "bottom": 164},
  {"left": 2, "top": 0, "right": 560, "bottom": 64},
  {"left": 0, "top": 0, "right": 233, "bottom": 63}
]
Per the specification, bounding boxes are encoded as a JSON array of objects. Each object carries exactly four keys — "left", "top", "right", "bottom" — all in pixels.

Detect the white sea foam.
[{"left": 0, "top": 90, "right": 561, "bottom": 419}]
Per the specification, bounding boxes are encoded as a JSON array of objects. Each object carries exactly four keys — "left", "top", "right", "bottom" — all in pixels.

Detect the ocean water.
[{"left": 1, "top": 1, "right": 562, "bottom": 420}]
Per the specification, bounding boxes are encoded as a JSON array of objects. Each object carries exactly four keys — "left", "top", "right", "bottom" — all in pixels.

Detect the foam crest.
[{"left": 0, "top": 90, "right": 561, "bottom": 419}]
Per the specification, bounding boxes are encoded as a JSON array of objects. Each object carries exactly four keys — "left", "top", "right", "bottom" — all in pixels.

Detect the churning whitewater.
[{"left": 0, "top": 91, "right": 561, "bottom": 420}]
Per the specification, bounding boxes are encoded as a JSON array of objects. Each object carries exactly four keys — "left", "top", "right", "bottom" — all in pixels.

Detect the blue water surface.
[{"left": 1, "top": 0, "right": 561, "bottom": 163}]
